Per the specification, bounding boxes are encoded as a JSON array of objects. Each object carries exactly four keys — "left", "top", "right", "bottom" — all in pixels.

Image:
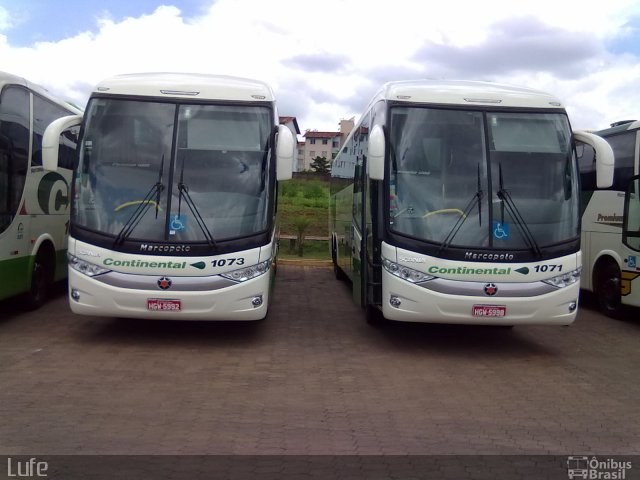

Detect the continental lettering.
[
  {"left": 103, "top": 258, "right": 187, "bottom": 269},
  {"left": 428, "top": 266, "right": 512, "bottom": 275},
  {"left": 464, "top": 252, "right": 514, "bottom": 261},
  {"left": 140, "top": 244, "right": 191, "bottom": 253}
]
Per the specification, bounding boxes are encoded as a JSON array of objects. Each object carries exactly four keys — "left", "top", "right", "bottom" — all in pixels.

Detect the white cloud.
[
  {"left": 0, "top": 5, "right": 12, "bottom": 30},
  {"left": 1, "top": 0, "right": 639, "bottom": 131}
]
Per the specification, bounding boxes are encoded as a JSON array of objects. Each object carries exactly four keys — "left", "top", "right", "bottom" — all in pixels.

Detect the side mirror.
[
  {"left": 275, "top": 124, "right": 294, "bottom": 181},
  {"left": 368, "top": 125, "right": 385, "bottom": 181},
  {"left": 573, "top": 130, "right": 614, "bottom": 189},
  {"left": 42, "top": 114, "right": 83, "bottom": 172}
]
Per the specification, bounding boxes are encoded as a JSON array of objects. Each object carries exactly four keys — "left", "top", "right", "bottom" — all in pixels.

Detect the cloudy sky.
[{"left": 1, "top": 0, "right": 640, "bottom": 133}]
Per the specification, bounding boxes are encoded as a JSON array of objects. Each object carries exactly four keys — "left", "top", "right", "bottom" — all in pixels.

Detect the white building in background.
[{"left": 297, "top": 117, "right": 355, "bottom": 172}]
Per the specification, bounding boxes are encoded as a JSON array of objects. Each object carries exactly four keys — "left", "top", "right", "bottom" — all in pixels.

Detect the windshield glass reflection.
[{"left": 389, "top": 107, "right": 579, "bottom": 250}]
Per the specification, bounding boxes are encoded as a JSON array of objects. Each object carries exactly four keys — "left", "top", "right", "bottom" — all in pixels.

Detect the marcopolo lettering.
[
  {"left": 140, "top": 244, "right": 191, "bottom": 253},
  {"left": 103, "top": 258, "right": 187, "bottom": 269},
  {"left": 464, "top": 252, "right": 514, "bottom": 261},
  {"left": 428, "top": 265, "right": 512, "bottom": 275}
]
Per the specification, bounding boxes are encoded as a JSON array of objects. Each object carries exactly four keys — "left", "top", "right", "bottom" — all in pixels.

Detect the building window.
[
  {"left": 310, "top": 151, "right": 316, "bottom": 157},
  {"left": 322, "top": 151, "right": 328, "bottom": 158},
  {"left": 309, "top": 138, "right": 316, "bottom": 144},
  {"left": 322, "top": 138, "right": 328, "bottom": 145}
]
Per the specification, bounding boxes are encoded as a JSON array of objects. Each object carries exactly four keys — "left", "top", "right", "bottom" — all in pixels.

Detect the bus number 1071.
[{"left": 534, "top": 264, "right": 562, "bottom": 273}]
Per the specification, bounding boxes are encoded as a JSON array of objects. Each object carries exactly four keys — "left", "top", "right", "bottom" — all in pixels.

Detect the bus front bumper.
[
  {"left": 67, "top": 268, "right": 271, "bottom": 321},
  {"left": 381, "top": 270, "right": 579, "bottom": 325}
]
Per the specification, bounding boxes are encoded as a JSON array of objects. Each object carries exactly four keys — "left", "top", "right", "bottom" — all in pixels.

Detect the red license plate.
[
  {"left": 472, "top": 305, "right": 506, "bottom": 317},
  {"left": 147, "top": 299, "right": 182, "bottom": 311}
]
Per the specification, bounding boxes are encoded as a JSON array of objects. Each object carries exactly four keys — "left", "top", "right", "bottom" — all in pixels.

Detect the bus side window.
[
  {"left": 606, "top": 131, "right": 635, "bottom": 191},
  {"left": 0, "top": 86, "right": 30, "bottom": 234},
  {"left": 31, "top": 94, "right": 77, "bottom": 168},
  {"left": 58, "top": 126, "right": 80, "bottom": 170},
  {"left": 576, "top": 141, "right": 597, "bottom": 191}
]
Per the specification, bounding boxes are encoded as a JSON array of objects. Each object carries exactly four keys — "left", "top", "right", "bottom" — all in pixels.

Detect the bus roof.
[
  {"left": 369, "top": 80, "right": 564, "bottom": 109},
  {"left": 0, "top": 70, "right": 82, "bottom": 114},
  {"left": 92, "top": 73, "right": 275, "bottom": 102},
  {"left": 595, "top": 120, "right": 640, "bottom": 137}
]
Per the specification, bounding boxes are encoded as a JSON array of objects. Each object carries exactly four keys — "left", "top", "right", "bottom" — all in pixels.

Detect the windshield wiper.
[
  {"left": 114, "top": 155, "right": 165, "bottom": 246},
  {"left": 496, "top": 163, "right": 542, "bottom": 258},
  {"left": 437, "top": 164, "right": 484, "bottom": 254},
  {"left": 177, "top": 157, "right": 216, "bottom": 248}
]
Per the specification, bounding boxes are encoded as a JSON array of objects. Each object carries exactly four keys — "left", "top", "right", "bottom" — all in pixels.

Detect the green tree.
[
  {"left": 310, "top": 156, "right": 330, "bottom": 174},
  {"left": 292, "top": 216, "right": 312, "bottom": 257}
]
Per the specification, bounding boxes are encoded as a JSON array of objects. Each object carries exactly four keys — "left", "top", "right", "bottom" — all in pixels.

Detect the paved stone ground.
[{"left": 0, "top": 265, "right": 638, "bottom": 465}]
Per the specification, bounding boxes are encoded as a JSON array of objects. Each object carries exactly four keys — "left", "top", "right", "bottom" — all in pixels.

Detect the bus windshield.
[
  {"left": 388, "top": 107, "right": 579, "bottom": 250},
  {"left": 73, "top": 98, "right": 273, "bottom": 243}
]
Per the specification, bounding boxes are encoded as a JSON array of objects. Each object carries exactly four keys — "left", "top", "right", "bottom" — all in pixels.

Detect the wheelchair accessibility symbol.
[
  {"left": 493, "top": 221, "right": 509, "bottom": 240},
  {"left": 169, "top": 213, "right": 187, "bottom": 234}
]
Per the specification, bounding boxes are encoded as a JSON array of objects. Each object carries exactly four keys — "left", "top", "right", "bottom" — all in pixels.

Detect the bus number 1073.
[{"left": 211, "top": 258, "right": 245, "bottom": 267}]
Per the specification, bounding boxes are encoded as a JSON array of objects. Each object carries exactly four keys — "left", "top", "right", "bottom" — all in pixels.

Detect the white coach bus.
[
  {"left": 330, "top": 80, "right": 614, "bottom": 326},
  {"left": 43, "top": 73, "right": 294, "bottom": 320},
  {"left": 0, "top": 71, "right": 81, "bottom": 308},
  {"left": 578, "top": 120, "right": 640, "bottom": 317}
]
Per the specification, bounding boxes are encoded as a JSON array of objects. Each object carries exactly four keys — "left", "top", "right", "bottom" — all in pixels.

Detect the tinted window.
[
  {"left": 605, "top": 131, "right": 636, "bottom": 191},
  {"left": 0, "top": 86, "right": 30, "bottom": 233},
  {"left": 31, "top": 95, "right": 75, "bottom": 167},
  {"left": 576, "top": 142, "right": 597, "bottom": 191}
]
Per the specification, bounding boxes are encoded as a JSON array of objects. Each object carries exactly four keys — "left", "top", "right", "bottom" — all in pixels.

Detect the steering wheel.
[
  {"left": 114, "top": 200, "right": 162, "bottom": 212},
  {"left": 422, "top": 208, "right": 466, "bottom": 219}
]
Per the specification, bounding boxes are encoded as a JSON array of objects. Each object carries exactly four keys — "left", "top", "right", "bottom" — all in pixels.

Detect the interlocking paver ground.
[{"left": 0, "top": 265, "right": 638, "bottom": 457}]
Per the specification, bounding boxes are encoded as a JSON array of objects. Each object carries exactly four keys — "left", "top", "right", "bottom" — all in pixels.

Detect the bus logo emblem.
[
  {"left": 484, "top": 283, "right": 498, "bottom": 296},
  {"left": 157, "top": 277, "right": 172, "bottom": 290}
]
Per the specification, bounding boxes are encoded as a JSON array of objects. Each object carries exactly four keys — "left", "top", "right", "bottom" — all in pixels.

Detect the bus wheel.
[
  {"left": 365, "top": 304, "right": 385, "bottom": 326},
  {"left": 332, "top": 240, "right": 347, "bottom": 281},
  {"left": 595, "top": 262, "right": 622, "bottom": 319},
  {"left": 25, "top": 250, "right": 53, "bottom": 310},
  {"left": 334, "top": 262, "right": 347, "bottom": 281}
]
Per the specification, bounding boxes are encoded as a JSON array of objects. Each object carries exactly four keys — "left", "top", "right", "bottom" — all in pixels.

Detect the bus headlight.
[
  {"left": 221, "top": 259, "right": 271, "bottom": 282},
  {"left": 68, "top": 254, "right": 111, "bottom": 277},
  {"left": 542, "top": 267, "right": 581, "bottom": 288},
  {"left": 382, "top": 258, "right": 434, "bottom": 283}
]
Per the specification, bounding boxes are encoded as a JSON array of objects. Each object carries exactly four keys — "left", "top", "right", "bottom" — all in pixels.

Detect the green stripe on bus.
[
  {"left": 0, "top": 256, "right": 32, "bottom": 301},
  {"left": 0, "top": 249, "right": 68, "bottom": 301}
]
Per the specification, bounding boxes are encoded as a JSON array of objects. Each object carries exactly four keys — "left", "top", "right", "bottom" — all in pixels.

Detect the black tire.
[
  {"left": 24, "top": 251, "right": 52, "bottom": 310},
  {"left": 332, "top": 239, "right": 348, "bottom": 281},
  {"left": 365, "top": 303, "right": 385, "bottom": 326},
  {"left": 595, "top": 262, "right": 623, "bottom": 319},
  {"left": 334, "top": 262, "right": 347, "bottom": 281}
]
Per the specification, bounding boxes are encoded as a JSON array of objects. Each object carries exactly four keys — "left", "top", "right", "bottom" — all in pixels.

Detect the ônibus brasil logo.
[{"left": 567, "top": 456, "right": 632, "bottom": 479}]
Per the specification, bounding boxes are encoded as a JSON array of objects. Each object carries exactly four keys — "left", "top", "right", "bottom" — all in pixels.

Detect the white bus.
[
  {"left": 0, "top": 71, "right": 81, "bottom": 308},
  {"left": 579, "top": 120, "right": 640, "bottom": 317},
  {"left": 43, "top": 73, "right": 294, "bottom": 320},
  {"left": 330, "top": 80, "right": 614, "bottom": 326}
]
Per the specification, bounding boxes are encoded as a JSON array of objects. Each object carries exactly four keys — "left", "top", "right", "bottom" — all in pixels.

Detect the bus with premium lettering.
[
  {"left": 330, "top": 80, "right": 614, "bottom": 326},
  {"left": 578, "top": 120, "right": 640, "bottom": 317},
  {"left": 1, "top": 71, "right": 81, "bottom": 308},
  {"left": 42, "top": 73, "right": 294, "bottom": 320}
]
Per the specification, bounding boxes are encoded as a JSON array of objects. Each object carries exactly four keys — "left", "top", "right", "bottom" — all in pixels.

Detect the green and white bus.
[
  {"left": 579, "top": 120, "right": 640, "bottom": 317},
  {"left": 42, "top": 73, "right": 294, "bottom": 320},
  {"left": 330, "top": 80, "right": 614, "bottom": 326},
  {"left": 0, "top": 71, "right": 81, "bottom": 308}
]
